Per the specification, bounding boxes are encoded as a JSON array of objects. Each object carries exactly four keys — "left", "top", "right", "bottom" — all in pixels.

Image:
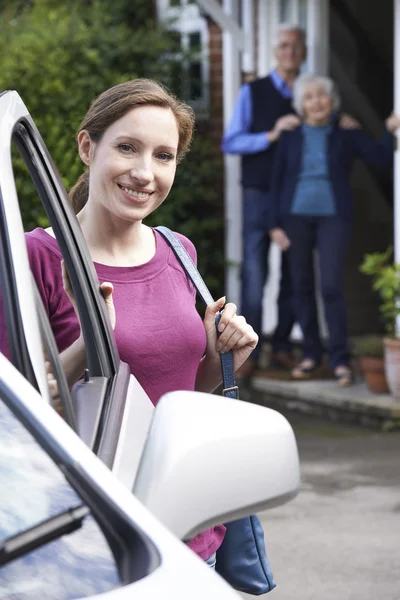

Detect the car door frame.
[{"left": 0, "top": 90, "right": 141, "bottom": 469}]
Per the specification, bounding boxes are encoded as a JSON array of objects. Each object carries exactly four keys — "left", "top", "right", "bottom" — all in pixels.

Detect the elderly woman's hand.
[
  {"left": 270, "top": 228, "right": 291, "bottom": 251},
  {"left": 203, "top": 297, "right": 258, "bottom": 373},
  {"left": 385, "top": 113, "right": 400, "bottom": 134}
]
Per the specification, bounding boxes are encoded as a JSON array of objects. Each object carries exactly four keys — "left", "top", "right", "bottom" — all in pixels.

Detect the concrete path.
[
  {"left": 240, "top": 413, "right": 400, "bottom": 600},
  {"left": 247, "top": 376, "right": 400, "bottom": 429}
]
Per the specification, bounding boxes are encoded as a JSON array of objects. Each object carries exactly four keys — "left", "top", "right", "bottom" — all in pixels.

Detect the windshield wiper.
[{"left": 0, "top": 504, "right": 89, "bottom": 566}]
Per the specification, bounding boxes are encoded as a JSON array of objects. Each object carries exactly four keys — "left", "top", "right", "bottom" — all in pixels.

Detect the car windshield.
[{"left": 0, "top": 397, "right": 121, "bottom": 600}]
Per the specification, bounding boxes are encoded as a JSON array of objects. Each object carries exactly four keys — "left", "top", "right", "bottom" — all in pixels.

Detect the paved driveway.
[{"left": 241, "top": 414, "right": 400, "bottom": 600}]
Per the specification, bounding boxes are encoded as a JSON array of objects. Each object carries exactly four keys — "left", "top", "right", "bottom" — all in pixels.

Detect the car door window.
[
  {"left": 0, "top": 397, "right": 121, "bottom": 600},
  {"left": 0, "top": 350, "right": 161, "bottom": 599}
]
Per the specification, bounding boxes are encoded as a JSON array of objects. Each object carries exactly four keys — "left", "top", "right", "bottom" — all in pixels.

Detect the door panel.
[{"left": 107, "top": 372, "right": 155, "bottom": 489}]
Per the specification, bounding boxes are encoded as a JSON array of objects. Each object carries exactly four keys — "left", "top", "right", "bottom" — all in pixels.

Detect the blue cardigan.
[{"left": 268, "top": 125, "right": 394, "bottom": 229}]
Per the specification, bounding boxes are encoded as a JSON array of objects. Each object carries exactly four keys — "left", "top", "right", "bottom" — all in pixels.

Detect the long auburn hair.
[{"left": 69, "top": 78, "right": 195, "bottom": 213}]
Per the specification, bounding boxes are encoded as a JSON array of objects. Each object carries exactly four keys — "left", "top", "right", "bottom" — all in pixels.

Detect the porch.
[{"left": 244, "top": 375, "right": 400, "bottom": 429}]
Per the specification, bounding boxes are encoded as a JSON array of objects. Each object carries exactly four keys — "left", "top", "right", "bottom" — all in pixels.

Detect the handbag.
[{"left": 155, "top": 227, "right": 276, "bottom": 595}]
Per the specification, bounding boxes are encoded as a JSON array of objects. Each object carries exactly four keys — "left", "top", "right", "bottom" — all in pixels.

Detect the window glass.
[
  {"left": 0, "top": 142, "right": 47, "bottom": 366},
  {"left": 299, "top": 0, "right": 307, "bottom": 32},
  {"left": 188, "top": 61, "right": 203, "bottom": 101},
  {"left": 159, "top": 2, "right": 208, "bottom": 112},
  {"left": 279, "top": 0, "right": 292, "bottom": 22},
  {"left": 0, "top": 398, "right": 120, "bottom": 599},
  {"left": 11, "top": 143, "right": 48, "bottom": 233},
  {"left": 0, "top": 284, "right": 9, "bottom": 362},
  {"left": 189, "top": 31, "right": 201, "bottom": 51}
]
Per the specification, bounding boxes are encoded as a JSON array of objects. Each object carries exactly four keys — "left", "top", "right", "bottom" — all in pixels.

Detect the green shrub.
[
  {"left": 0, "top": 0, "right": 224, "bottom": 295},
  {"left": 352, "top": 335, "right": 384, "bottom": 358},
  {"left": 360, "top": 247, "right": 400, "bottom": 338}
]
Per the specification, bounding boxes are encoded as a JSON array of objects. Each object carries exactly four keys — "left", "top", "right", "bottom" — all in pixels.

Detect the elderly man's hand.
[{"left": 385, "top": 113, "right": 400, "bottom": 133}]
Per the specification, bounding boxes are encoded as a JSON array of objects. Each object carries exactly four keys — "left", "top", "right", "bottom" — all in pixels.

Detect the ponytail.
[{"left": 69, "top": 169, "right": 89, "bottom": 214}]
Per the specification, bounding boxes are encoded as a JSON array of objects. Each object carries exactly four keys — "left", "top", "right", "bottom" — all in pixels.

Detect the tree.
[{"left": 0, "top": 0, "right": 224, "bottom": 294}]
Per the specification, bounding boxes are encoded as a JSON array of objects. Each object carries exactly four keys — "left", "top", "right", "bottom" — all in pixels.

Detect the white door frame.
[{"left": 394, "top": 0, "right": 400, "bottom": 332}]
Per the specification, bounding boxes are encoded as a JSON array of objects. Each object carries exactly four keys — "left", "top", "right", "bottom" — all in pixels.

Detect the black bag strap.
[{"left": 155, "top": 226, "right": 238, "bottom": 400}]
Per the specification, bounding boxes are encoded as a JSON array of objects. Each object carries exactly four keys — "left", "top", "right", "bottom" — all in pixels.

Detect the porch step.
[{"left": 240, "top": 375, "right": 400, "bottom": 430}]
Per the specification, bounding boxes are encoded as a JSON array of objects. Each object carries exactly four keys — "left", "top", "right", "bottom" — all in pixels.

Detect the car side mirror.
[{"left": 133, "top": 391, "right": 300, "bottom": 540}]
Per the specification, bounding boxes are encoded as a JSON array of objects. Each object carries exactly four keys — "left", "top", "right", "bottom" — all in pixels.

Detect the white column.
[
  {"left": 307, "top": 0, "right": 329, "bottom": 75},
  {"left": 394, "top": 0, "right": 400, "bottom": 331},
  {"left": 242, "top": 0, "right": 255, "bottom": 73},
  {"left": 223, "top": 0, "right": 242, "bottom": 305},
  {"left": 257, "top": 0, "right": 270, "bottom": 76}
]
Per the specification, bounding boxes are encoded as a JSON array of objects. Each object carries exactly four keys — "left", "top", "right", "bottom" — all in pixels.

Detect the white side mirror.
[{"left": 133, "top": 391, "right": 300, "bottom": 540}]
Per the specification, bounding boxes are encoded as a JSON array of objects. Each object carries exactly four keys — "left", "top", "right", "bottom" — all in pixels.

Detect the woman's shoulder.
[
  {"left": 25, "top": 227, "right": 62, "bottom": 273},
  {"left": 174, "top": 232, "right": 197, "bottom": 261},
  {"left": 25, "top": 227, "right": 61, "bottom": 256},
  {"left": 155, "top": 228, "right": 197, "bottom": 264}
]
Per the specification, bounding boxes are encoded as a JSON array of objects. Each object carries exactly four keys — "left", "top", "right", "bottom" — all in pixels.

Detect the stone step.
[{"left": 239, "top": 375, "right": 400, "bottom": 430}]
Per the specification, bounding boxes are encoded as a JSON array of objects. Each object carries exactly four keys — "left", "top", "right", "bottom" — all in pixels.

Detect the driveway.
[{"left": 241, "top": 413, "right": 400, "bottom": 600}]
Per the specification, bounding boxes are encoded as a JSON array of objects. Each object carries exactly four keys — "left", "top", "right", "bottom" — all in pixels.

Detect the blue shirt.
[
  {"left": 291, "top": 123, "right": 336, "bottom": 216},
  {"left": 221, "top": 70, "right": 293, "bottom": 155}
]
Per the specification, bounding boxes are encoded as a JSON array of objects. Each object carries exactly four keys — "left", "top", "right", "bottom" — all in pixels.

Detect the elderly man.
[{"left": 222, "top": 24, "right": 307, "bottom": 377}]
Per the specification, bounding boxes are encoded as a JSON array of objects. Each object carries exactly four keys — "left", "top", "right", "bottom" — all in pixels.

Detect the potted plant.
[
  {"left": 360, "top": 248, "right": 400, "bottom": 399},
  {"left": 352, "top": 336, "right": 389, "bottom": 394}
]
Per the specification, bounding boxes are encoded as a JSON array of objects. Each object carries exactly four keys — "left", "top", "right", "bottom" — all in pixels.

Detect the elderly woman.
[{"left": 268, "top": 73, "right": 400, "bottom": 385}]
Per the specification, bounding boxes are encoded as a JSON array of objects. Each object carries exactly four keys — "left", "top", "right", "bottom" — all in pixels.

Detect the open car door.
[{"left": 0, "top": 90, "right": 154, "bottom": 489}]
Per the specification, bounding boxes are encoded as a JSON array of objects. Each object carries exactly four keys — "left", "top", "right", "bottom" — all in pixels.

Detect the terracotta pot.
[
  {"left": 359, "top": 356, "right": 389, "bottom": 394},
  {"left": 383, "top": 337, "right": 400, "bottom": 400}
]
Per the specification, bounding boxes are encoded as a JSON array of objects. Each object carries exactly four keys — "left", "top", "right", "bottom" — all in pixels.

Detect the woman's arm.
[
  {"left": 60, "top": 262, "right": 115, "bottom": 388},
  {"left": 58, "top": 335, "right": 87, "bottom": 387},
  {"left": 195, "top": 297, "right": 258, "bottom": 393}
]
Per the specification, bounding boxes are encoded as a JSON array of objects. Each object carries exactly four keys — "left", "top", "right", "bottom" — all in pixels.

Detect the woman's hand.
[
  {"left": 61, "top": 260, "right": 116, "bottom": 330},
  {"left": 270, "top": 228, "right": 291, "bottom": 251},
  {"left": 99, "top": 282, "right": 116, "bottom": 330},
  {"left": 385, "top": 112, "right": 400, "bottom": 133},
  {"left": 203, "top": 297, "right": 258, "bottom": 373}
]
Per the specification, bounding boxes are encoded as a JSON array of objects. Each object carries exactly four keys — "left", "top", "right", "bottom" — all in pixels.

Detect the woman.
[
  {"left": 268, "top": 73, "right": 400, "bottom": 386},
  {"left": 22, "top": 79, "right": 258, "bottom": 565}
]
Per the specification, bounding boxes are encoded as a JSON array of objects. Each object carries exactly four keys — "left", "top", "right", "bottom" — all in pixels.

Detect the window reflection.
[{"left": 0, "top": 399, "right": 120, "bottom": 599}]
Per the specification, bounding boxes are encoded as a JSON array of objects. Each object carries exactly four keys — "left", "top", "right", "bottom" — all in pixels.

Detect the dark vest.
[{"left": 242, "top": 75, "right": 294, "bottom": 190}]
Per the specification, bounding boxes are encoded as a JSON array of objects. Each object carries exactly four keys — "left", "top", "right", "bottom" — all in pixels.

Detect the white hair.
[
  {"left": 273, "top": 23, "right": 306, "bottom": 49},
  {"left": 292, "top": 73, "right": 341, "bottom": 117}
]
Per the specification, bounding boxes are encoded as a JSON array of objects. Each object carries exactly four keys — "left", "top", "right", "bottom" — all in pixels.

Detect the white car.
[{"left": 0, "top": 90, "right": 301, "bottom": 598}]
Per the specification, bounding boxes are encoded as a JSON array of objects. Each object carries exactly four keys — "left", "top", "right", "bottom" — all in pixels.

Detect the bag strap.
[{"left": 155, "top": 226, "right": 238, "bottom": 400}]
